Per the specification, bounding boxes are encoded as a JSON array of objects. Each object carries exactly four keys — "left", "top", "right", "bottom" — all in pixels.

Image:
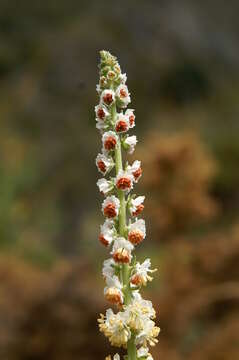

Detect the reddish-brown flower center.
[
  {"left": 131, "top": 274, "right": 142, "bottom": 285},
  {"left": 104, "top": 203, "right": 117, "bottom": 218},
  {"left": 113, "top": 248, "right": 130, "bottom": 263},
  {"left": 116, "top": 177, "right": 131, "bottom": 190},
  {"left": 128, "top": 230, "right": 144, "bottom": 245},
  {"left": 120, "top": 88, "right": 127, "bottom": 98},
  {"left": 104, "top": 136, "right": 117, "bottom": 150},
  {"left": 133, "top": 167, "right": 142, "bottom": 180},
  {"left": 99, "top": 234, "right": 109, "bottom": 247},
  {"left": 116, "top": 120, "right": 128, "bottom": 132},
  {"left": 132, "top": 204, "right": 144, "bottom": 216},
  {"left": 97, "top": 160, "right": 106, "bottom": 173},
  {"left": 103, "top": 93, "right": 113, "bottom": 105},
  {"left": 97, "top": 108, "right": 106, "bottom": 120},
  {"left": 105, "top": 288, "right": 122, "bottom": 305}
]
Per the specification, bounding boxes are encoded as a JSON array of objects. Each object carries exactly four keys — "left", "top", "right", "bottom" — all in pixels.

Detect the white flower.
[
  {"left": 115, "top": 113, "right": 130, "bottom": 133},
  {"left": 124, "top": 294, "right": 156, "bottom": 335},
  {"left": 128, "top": 160, "right": 142, "bottom": 182},
  {"left": 112, "top": 237, "right": 134, "bottom": 253},
  {"left": 106, "top": 354, "right": 120, "bottom": 360},
  {"left": 111, "top": 237, "right": 134, "bottom": 263},
  {"left": 102, "top": 131, "right": 118, "bottom": 151},
  {"left": 96, "top": 51, "right": 160, "bottom": 352},
  {"left": 124, "top": 135, "right": 137, "bottom": 154},
  {"left": 102, "top": 258, "right": 116, "bottom": 279},
  {"left": 113, "top": 63, "right": 122, "bottom": 74},
  {"left": 99, "top": 219, "right": 115, "bottom": 247},
  {"left": 115, "top": 169, "right": 134, "bottom": 191},
  {"left": 133, "top": 292, "right": 156, "bottom": 319},
  {"left": 105, "top": 274, "right": 122, "bottom": 290},
  {"left": 137, "top": 347, "right": 153, "bottom": 360},
  {"left": 105, "top": 354, "right": 120, "bottom": 360},
  {"left": 98, "top": 309, "right": 131, "bottom": 347},
  {"left": 131, "top": 258, "right": 157, "bottom": 286},
  {"left": 124, "top": 304, "right": 145, "bottom": 332},
  {"left": 129, "top": 196, "right": 145, "bottom": 216},
  {"left": 96, "top": 119, "right": 108, "bottom": 131},
  {"left": 128, "top": 219, "right": 146, "bottom": 245},
  {"left": 96, "top": 153, "right": 114, "bottom": 175},
  {"left": 102, "top": 195, "right": 120, "bottom": 218},
  {"left": 95, "top": 104, "right": 110, "bottom": 121},
  {"left": 135, "top": 318, "right": 160, "bottom": 347},
  {"left": 101, "top": 89, "right": 115, "bottom": 106},
  {"left": 97, "top": 178, "right": 114, "bottom": 195},
  {"left": 137, "top": 346, "right": 148, "bottom": 357},
  {"left": 96, "top": 84, "right": 101, "bottom": 94},
  {"left": 118, "top": 73, "right": 127, "bottom": 84},
  {"left": 125, "top": 109, "right": 135, "bottom": 128},
  {"left": 116, "top": 84, "right": 131, "bottom": 108},
  {"left": 104, "top": 275, "right": 124, "bottom": 305},
  {"left": 113, "top": 355, "right": 120, "bottom": 360}
]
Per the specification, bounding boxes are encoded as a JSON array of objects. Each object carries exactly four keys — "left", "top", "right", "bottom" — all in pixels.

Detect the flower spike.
[{"left": 95, "top": 50, "right": 159, "bottom": 359}]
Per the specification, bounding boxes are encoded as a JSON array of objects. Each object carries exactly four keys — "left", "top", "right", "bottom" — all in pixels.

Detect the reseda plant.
[{"left": 95, "top": 51, "right": 160, "bottom": 360}]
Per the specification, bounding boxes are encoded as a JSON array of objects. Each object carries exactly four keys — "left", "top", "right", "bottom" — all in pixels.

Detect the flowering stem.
[
  {"left": 127, "top": 334, "right": 137, "bottom": 360},
  {"left": 96, "top": 51, "right": 159, "bottom": 360}
]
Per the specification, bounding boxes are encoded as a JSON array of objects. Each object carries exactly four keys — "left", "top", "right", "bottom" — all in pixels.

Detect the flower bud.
[
  {"left": 129, "top": 196, "right": 145, "bottom": 217},
  {"left": 95, "top": 104, "right": 110, "bottom": 121},
  {"left": 107, "top": 70, "right": 117, "bottom": 80},
  {"left": 96, "top": 153, "right": 114, "bottom": 175},
  {"left": 102, "top": 196, "right": 120, "bottom": 218},
  {"left": 128, "top": 160, "right": 142, "bottom": 183},
  {"left": 113, "top": 248, "right": 131, "bottom": 263},
  {"left": 102, "top": 131, "right": 118, "bottom": 151},
  {"left": 105, "top": 287, "right": 123, "bottom": 305},
  {"left": 99, "top": 219, "right": 115, "bottom": 247},
  {"left": 123, "top": 135, "right": 137, "bottom": 154},
  {"left": 97, "top": 178, "right": 114, "bottom": 195},
  {"left": 99, "top": 76, "right": 108, "bottom": 88},
  {"left": 115, "top": 114, "right": 130, "bottom": 133},
  {"left": 116, "top": 84, "right": 131, "bottom": 108},
  {"left": 116, "top": 170, "right": 134, "bottom": 191},
  {"left": 131, "top": 274, "right": 143, "bottom": 286},
  {"left": 128, "top": 219, "right": 146, "bottom": 245},
  {"left": 125, "top": 109, "right": 135, "bottom": 128},
  {"left": 101, "top": 89, "right": 115, "bottom": 106}
]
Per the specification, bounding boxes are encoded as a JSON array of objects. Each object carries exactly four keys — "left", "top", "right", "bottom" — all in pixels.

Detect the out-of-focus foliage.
[
  {"left": 0, "top": 257, "right": 111, "bottom": 360},
  {"left": 138, "top": 132, "right": 219, "bottom": 238},
  {"left": 157, "top": 225, "right": 239, "bottom": 360},
  {"left": 0, "top": 0, "right": 239, "bottom": 359},
  {"left": 140, "top": 132, "right": 239, "bottom": 360}
]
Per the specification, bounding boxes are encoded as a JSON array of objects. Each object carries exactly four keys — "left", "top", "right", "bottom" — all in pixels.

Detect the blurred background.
[{"left": 1, "top": 0, "right": 239, "bottom": 359}]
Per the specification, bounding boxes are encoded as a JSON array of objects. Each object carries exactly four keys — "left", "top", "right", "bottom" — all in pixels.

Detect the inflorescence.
[{"left": 95, "top": 50, "right": 160, "bottom": 360}]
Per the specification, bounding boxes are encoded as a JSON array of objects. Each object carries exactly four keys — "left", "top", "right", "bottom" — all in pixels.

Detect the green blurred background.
[{"left": 1, "top": 1, "right": 239, "bottom": 359}]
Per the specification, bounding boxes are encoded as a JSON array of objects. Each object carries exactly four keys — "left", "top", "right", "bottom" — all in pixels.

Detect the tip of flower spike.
[
  {"left": 99, "top": 50, "right": 119, "bottom": 74},
  {"left": 100, "top": 50, "right": 117, "bottom": 62}
]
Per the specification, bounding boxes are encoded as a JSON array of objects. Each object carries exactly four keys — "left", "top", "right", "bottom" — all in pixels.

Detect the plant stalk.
[{"left": 127, "top": 335, "right": 137, "bottom": 360}]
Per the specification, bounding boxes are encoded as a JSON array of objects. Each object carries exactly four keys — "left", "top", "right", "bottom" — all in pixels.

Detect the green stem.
[
  {"left": 112, "top": 102, "right": 136, "bottom": 359},
  {"left": 127, "top": 334, "right": 137, "bottom": 360},
  {"left": 122, "top": 262, "right": 131, "bottom": 305}
]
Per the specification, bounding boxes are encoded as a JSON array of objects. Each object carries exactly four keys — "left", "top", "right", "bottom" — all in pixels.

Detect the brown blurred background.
[{"left": 1, "top": 1, "right": 239, "bottom": 359}]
